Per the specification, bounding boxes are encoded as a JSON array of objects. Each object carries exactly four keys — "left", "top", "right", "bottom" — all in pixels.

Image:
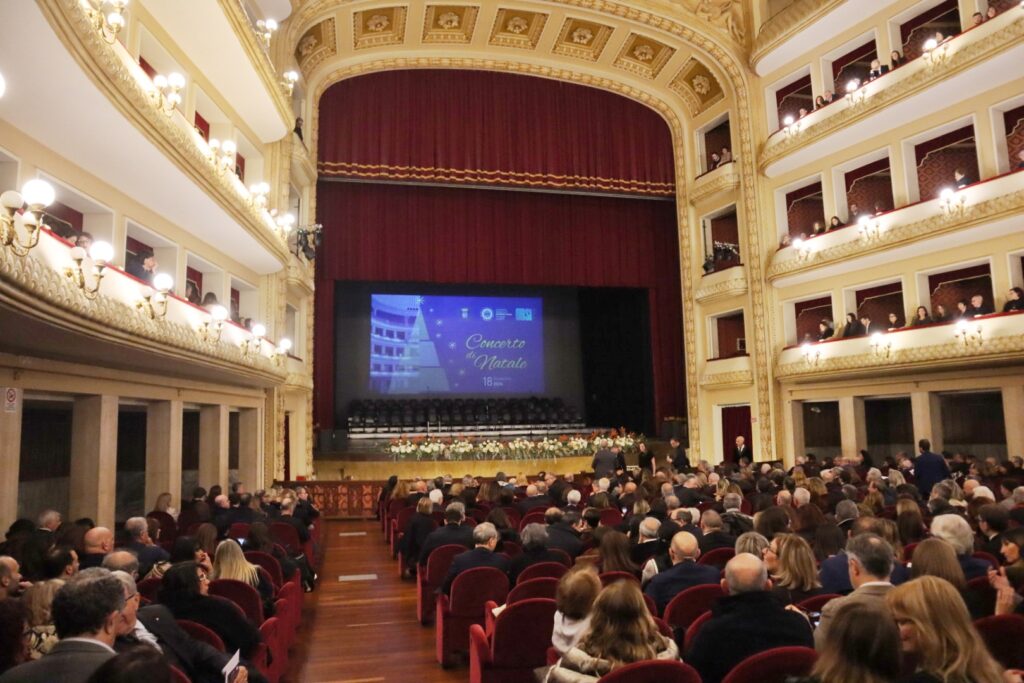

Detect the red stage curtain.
[
  {"left": 314, "top": 181, "right": 684, "bottom": 429},
  {"left": 316, "top": 70, "right": 675, "bottom": 197}
]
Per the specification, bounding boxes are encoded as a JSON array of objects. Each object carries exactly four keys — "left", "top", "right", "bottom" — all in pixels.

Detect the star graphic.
[
  {"left": 416, "top": 297, "right": 425, "bottom": 305},
  {"left": 435, "top": 319, "right": 443, "bottom": 327},
  {"left": 448, "top": 342, "right": 456, "bottom": 350}
]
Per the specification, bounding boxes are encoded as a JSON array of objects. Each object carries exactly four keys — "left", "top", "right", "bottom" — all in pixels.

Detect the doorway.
[{"left": 721, "top": 404, "right": 752, "bottom": 463}]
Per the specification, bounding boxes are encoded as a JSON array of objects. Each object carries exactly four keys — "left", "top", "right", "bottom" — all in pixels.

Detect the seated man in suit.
[
  {"left": 953, "top": 167, "right": 973, "bottom": 188},
  {"left": 418, "top": 502, "right": 475, "bottom": 568},
  {"left": 515, "top": 484, "right": 550, "bottom": 517},
  {"left": 631, "top": 517, "right": 663, "bottom": 566},
  {"left": 697, "top": 511, "right": 736, "bottom": 554},
  {"left": 546, "top": 508, "right": 585, "bottom": 558},
  {"left": 0, "top": 568, "right": 125, "bottom": 683},
  {"left": 968, "top": 293, "right": 994, "bottom": 317},
  {"left": 79, "top": 526, "right": 114, "bottom": 570},
  {"left": 440, "top": 522, "right": 510, "bottom": 594},
  {"left": 859, "top": 314, "right": 881, "bottom": 336},
  {"left": 816, "top": 534, "right": 894, "bottom": 647},
  {"left": 867, "top": 58, "right": 889, "bottom": 80},
  {"left": 687, "top": 553, "right": 814, "bottom": 683},
  {"left": 122, "top": 517, "right": 169, "bottom": 579},
  {"left": 643, "top": 531, "right": 720, "bottom": 614}
]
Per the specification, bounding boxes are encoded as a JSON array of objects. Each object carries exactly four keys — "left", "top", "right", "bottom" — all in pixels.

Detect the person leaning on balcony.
[
  {"left": 811, "top": 221, "right": 826, "bottom": 236},
  {"left": 814, "top": 95, "right": 826, "bottom": 110},
  {"left": 841, "top": 313, "right": 864, "bottom": 338},
  {"left": 709, "top": 152, "right": 721, "bottom": 170},
  {"left": 822, "top": 90, "right": 835, "bottom": 105},
  {"left": 986, "top": 6, "right": 998, "bottom": 19},
  {"left": 886, "top": 312, "right": 903, "bottom": 331},
  {"left": 933, "top": 304, "right": 950, "bottom": 323},
  {"left": 1004, "top": 287, "right": 1024, "bottom": 313},
  {"left": 828, "top": 216, "right": 842, "bottom": 231},
  {"left": 817, "top": 320, "right": 834, "bottom": 341},
  {"left": 890, "top": 50, "right": 904, "bottom": 68},
  {"left": 860, "top": 314, "right": 881, "bottom": 336},
  {"left": 719, "top": 147, "right": 732, "bottom": 164},
  {"left": 971, "top": 11, "right": 985, "bottom": 26},
  {"left": 868, "top": 59, "right": 888, "bottom": 80},
  {"left": 910, "top": 306, "right": 932, "bottom": 326},
  {"left": 968, "top": 294, "right": 993, "bottom": 317},
  {"left": 953, "top": 168, "right": 973, "bottom": 188}
]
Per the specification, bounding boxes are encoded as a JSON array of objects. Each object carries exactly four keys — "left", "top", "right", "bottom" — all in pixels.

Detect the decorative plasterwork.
[
  {"left": 552, "top": 17, "right": 614, "bottom": 61},
  {"left": 286, "top": 256, "right": 315, "bottom": 296},
  {"left": 613, "top": 32, "right": 675, "bottom": 79},
  {"left": 766, "top": 189, "right": 1024, "bottom": 282},
  {"left": 750, "top": 0, "right": 844, "bottom": 68},
  {"left": 695, "top": 266, "right": 747, "bottom": 304},
  {"left": 422, "top": 5, "right": 479, "bottom": 43},
  {"left": 760, "top": 19, "right": 1024, "bottom": 172},
  {"left": 0, "top": 248, "right": 286, "bottom": 384},
  {"left": 489, "top": 9, "right": 548, "bottom": 50},
  {"left": 38, "top": 0, "right": 289, "bottom": 266},
  {"left": 353, "top": 6, "right": 408, "bottom": 49},
  {"left": 295, "top": 17, "right": 337, "bottom": 73},
  {"left": 700, "top": 368, "right": 753, "bottom": 388},
  {"left": 690, "top": 162, "right": 739, "bottom": 205},
  {"left": 776, "top": 334, "right": 1024, "bottom": 382},
  {"left": 669, "top": 56, "right": 725, "bottom": 116}
]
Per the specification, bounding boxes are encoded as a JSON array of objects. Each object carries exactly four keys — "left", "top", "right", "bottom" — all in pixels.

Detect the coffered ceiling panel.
[
  {"left": 353, "top": 6, "right": 408, "bottom": 49},
  {"left": 295, "top": 17, "right": 337, "bottom": 73},
  {"left": 670, "top": 56, "right": 726, "bottom": 115},
  {"left": 488, "top": 8, "right": 548, "bottom": 50},
  {"left": 422, "top": 5, "right": 479, "bottom": 44},
  {"left": 552, "top": 17, "right": 614, "bottom": 62},
  {"left": 613, "top": 32, "right": 675, "bottom": 79}
]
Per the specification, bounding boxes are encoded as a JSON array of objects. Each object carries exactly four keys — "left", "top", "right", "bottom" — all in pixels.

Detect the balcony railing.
[
  {"left": 701, "top": 354, "right": 753, "bottom": 387},
  {"left": 690, "top": 162, "right": 739, "bottom": 205}
]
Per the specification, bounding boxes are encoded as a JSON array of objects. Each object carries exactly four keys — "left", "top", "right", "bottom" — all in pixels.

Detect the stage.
[{"left": 312, "top": 454, "right": 596, "bottom": 482}]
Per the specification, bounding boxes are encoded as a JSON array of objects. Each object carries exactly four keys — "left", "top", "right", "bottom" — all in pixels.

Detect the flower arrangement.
[{"left": 387, "top": 428, "right": 643, "bottom": 462}]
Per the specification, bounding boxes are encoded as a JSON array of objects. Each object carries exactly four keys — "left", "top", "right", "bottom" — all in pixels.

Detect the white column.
[
  {"left": 838, "top": 396, "right": 867, "bottom": 461},
  {"left": 70, "top": 395, "right": 119, "bottom": 528},
  {"left": 145, "top": 400, "right": 183, "bottom": 514},
  {"left": 199, "top": 405, "right": 230, "bottom": 492},
  {"left": 237, "top": 408, "right": 262, "bottom": 490},
  {"left": 1002, "top": 386, "right": 1024, "bottom": 459},
  {"left": 911, "top": 391, "right": 944, "bottom": 453}
]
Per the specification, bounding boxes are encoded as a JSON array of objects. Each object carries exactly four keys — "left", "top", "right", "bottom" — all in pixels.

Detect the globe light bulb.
[
  {"left": 284, "top": 70, "right": 299, "bottom": 84},
  {"left": 939, "top": 187, "right": 955, "bottom": 201},
  {"left": 221, "top": 140, "right": 236, "bottom": 156},
  {"left": 152, "top": 272, "right": 173, "bottom": 292},
  {"left": 923, "top": 38, "right": 938, "bottom": 52},
  {"left": 1, "top": 190, "right": 23, "bottom": 209},
  {"left": 871, "top": 332, "right": 884, "bottom": 344},
  {"left": 782, "top": 115, "right": 795, "bottom": 127},
  {"left": 210, "top": 304, "right": 228, "bottom": 321},
  {"left": 251, "top": 323, "right": 267, "bottom": 338},
  {"left": 265, "top": 19, "right": 278, "bottom": 32},
  {"left": 278, "top": 338, "right": 293, "bottom": 352},
  {"left": 89, "top": 241, "right": 115, "bottom": 263},
  {"left": 21, "top": 179, "right": 55, "bottom": 208},
  {"left": 791, "top": 237, "right": 804, "bottom": 249},
  {"left": 0, "top": 72, "right": 7, "bottom": 99},
  {"left": 167, "top": 72, "right": 186, "bottom": 90},
  {"left": 152, "top": 74, "right": 168, "bottom": 90},
  {"left": 845, "top": 79, "right": 859, "bottom": 93}
]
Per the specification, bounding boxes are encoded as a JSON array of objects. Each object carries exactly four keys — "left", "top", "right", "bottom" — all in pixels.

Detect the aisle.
[{"left": 288, "top": 519, "right": 466, "bottom": 683}]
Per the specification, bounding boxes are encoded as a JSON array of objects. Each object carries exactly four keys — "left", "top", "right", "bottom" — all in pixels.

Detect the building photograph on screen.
[{"left": 369, "top": 294, "right": 544, "bottom": 394}]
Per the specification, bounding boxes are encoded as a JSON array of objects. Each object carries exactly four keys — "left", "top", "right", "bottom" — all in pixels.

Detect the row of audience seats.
[{"left": 348, "top": 397, "right": 583, "bottom": 432}]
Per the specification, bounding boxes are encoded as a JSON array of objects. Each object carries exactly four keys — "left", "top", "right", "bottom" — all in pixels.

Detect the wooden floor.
[{"left": 286, "top": 519, "right": 466, "bottom": 683}]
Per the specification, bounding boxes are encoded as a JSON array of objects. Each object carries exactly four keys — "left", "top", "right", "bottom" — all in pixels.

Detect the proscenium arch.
[{"left": 285, "top": 2, "right": 777, "bottom": 460}]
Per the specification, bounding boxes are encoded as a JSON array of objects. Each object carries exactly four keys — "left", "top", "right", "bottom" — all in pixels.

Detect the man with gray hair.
[
  {"left": 123, "top": 516, "right": 169, "bottom": 579},
  {"left": 509, "top": 523, "right": 562, "bottom": 583},
  {"left": 792, "top": 488, "right": 811, "bottom": 508},
  {"left": 930, "top": 515, "right": 993, "bottom": 581},
  {"left": 631, "top": 517, "right": 662, "bottom": 566},
  {"left": 440, "top": 522, "right": 509, "bottom": 594},
  {"left": 815, "top": 533, "right": 894, "bottom": 647},
  {"left": 101, "top": 551, "right": 140, "bottom": 580},
  {"left": 688, "top": 553, "right": 813, "bottom": 683},
  {"left": 417, "top": 501, "right": 474, "bottom": 568},
  {"left": 835, "top": 499, "right": 859, "bottom": 534},
  {"left": 721, "top": 493, "right": 753, "bottom": 536}
]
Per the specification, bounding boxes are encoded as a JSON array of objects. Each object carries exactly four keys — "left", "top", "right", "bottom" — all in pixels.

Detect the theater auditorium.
[{"left": 1, "top": 0, "right": 1023, "bottom": 681}]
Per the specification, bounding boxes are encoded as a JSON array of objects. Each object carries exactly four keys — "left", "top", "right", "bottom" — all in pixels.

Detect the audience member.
[
  {"left": 971, "top": 11, "right": 984, "bottom": 26},
  {"left": 551, "top": 566, "right": 602, "bottom": 655},
  {"left": 85, "top": 647, "right": 174, "bottom": 683},
  {"left": 999, "top": 527, "right": 1024, "bottom": 586},
  {"left": 698, "top": 510, "right": 736, "bottom": 553},
  {"left": 0, "top": 557, "right": 27, "bottom": 601},
  {"left": 913, "top": 439, "right": 950, "bottom": 496},
  {"left": 545, "top": 580, "right": 677, "bottom": 681},
  {"left": 968, "top": 293, "right": 993, "bottom": 317},
  {"left": 126, "top": 250, "right": 158, "bottom": 285},
  {"left": 122, "top": 518, "right": 169, "bottom": 580},
  {"left": 22, "top": 580, "right": 62, "bottom": 661},
  {"left": 211, "top": 540, "right": 275, "bottom": 617},
  {"left": 932, "top": 304, "right": 950, "bottom": 323},
  {"left": 816, "top": 320, "right": 834, "bottom": 341},
  {"left": 79, "top": 527, "right": 113, "bottom": 569},
  {"left": 508, "top": 523, "right": 562, "bottom": 584},
  {"left": 1004, "top": 287, "right": 1024, "bottom": 312},
  {"left": 953, "top": 167, "right": 972, "bottom": 188},
  {"left": 41, "top": 546, "right": 78, "bottom": 580},
  {"left": 816, "top": 533, "right": 895, "bottom": 646},
  {"left": 687, "top": 553, "right": 814, "bottom": 683},
  {"left": 886, "top": 312, "right": 901, "bottom": 331},
  {"left": 0, "top": 599, "right": 27, "bottom": 675},
  {"left": 643, "top": 531, "right": 719, "bottom": 614},
  {"left": 151, "top": 493, "right": 178, "bottom": 520},
  {"left": 547, "top": 509, "right": 585, "bottom": 558},
  {"left": 909, "top": 305, "right": 932, "bottom": 326},
  {"left": 929, "top": 515, "right": 992, "bottom": 580},
  {"left": 890, "top": 50, "right": 904, "bottom": 67},
  {"left": 841, "top": 313, "right": 864, "bottom": 338},
  {"left": 439, "top": 523, "right": 509, "bottom": 595},
  {"left": 895, "top": 499, "right": 927, "bottom": 546},
  {"left": 719, "top": 147, "right": 732, "bottom": 164},
  {"left": 796, "top": 602, "right": 901, "bottom": 683},
  {"left": 418, "top": 503, "right": 474, "bottom": 568},
  {"left": 764, "top": 534, "right": 824, "bottom": 604},
  {"left": 868, "top": 58, "right": 888, "bottom": 80}
]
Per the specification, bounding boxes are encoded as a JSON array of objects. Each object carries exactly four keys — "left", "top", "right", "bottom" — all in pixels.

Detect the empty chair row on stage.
[{"left": 347, "top": 397, "right": 583, "bottom": 433}]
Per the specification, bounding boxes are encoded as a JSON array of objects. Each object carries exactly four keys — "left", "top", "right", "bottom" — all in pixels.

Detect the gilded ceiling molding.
[
  {"left": 613, "top": 33, "right": 675, "bottom": 79},
  {"left": 39, "top": 0, "right": 290, "bottom": 267},
  {"left": 353, "top": 6, "right": 408, "bottom": 49},
  {"left": 552, "top": 17, "right": 615, "bottom": 61},
  {"left": 689, "top": 162, "right": 739, "bottom": 204},
  {"left": 218, "top": 0, "right": 296, "bottom": 124},
  {"left": 422, "top": 5, "right": 480, "bottom": 44},
  {"left": 695, "top": 267, "right": 747, "bottom": 304},
  {"left": 286, "top": 257, "right": 316, "bottom": 296},
  {"left": 760, "top": 19, "right": 1024, "bottom": 172},
  {"left": 776, "top": 334, "right": 1024, "bottom": 382},
  {"left": 700, "top": 368, "right": 753, "bottom": 388},
  {"left": 489, "top": 9, "right": 548, "bottom": 49},
  {"left": 295, "top": 17, "right": 338, "bottom": 73},
  {"left": 766, "top": 189, "right": 1024, "bottom": 282},
  {"left": 0, "top": 246, "right": 287, "bottom": 385},
  {"left": 750, "top": 0, "right": 844, "bottom": 69}
]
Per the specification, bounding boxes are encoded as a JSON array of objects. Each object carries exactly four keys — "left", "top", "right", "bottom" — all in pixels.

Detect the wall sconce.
[
  {"left": 791, "top": 237, "right": 813, "bottom": 261},
  {"left": 801, "top": 342, "right": 821, "bottom": 367},
  {"left": 782, "top": 114, "right": 800, "bottom": 138},
  {"left": 844, "top": 78, "right": 867, "bottom": 106},
  {"left": 248, "top": 182, "right": 270, "bottom": 209},
  {"left": 869, "top": 332, "right": 892, "bottom": 359},
  {"left": 198, "top": 304, "right": 229, "bottom": 343},
  {"left": 275, "top": 212, "right": 296, "bottom": 237},
  {"left": 272, "top": 337, "right": 293, "bottom": 366},
  {"left": 857, "top": 215, "right": 883, "bottom": 242},
  {"left": 939, "top": 187, "right": 966, "bottom": 218},
  {"left": 282, "top": 70, "right": 299, "bottom": 95},
  {"left": 86, "top": 0, "right": 128, "bottom": 44},
  {"left": 65, "top": 241, "right": 114, "bottom": 300},
  {"left": 136, "top": 272, "right": 173, "bottom": 319},
  {"left": 1, "top": 179, "right": 55, "bottom": 256},
  {"left": 241, "top": 323, "right": 266, "bottom": 358},
  {"left": 150, "top": 72, "right": 185, "bottom": 116},
  {"left": 954, "top": 319, "right": 983, "bottom": 348},
  {"left": 922, "top": 38, "right": 949, "bottom": 67},
  {"left": 255, "top": 18, "right": 278, "bottom": 48},
  {"left": 207, "top": 139, "right": 236, "bottom": 176}
]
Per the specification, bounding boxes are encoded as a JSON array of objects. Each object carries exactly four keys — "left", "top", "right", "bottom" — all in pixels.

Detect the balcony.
[
  {"left": 690, "top": 162, "right": 739, "bottom": 205},
  {"left": 700, "top": 354, "right": 753, "bottom": 388},
  {"left": 0, "top": 225, "right": 288, "bottom": 386},
  {"left": 762, "top": 10, "right": 1024, "bottom": 178},
  {"left": 776, "top": 310, "right": 1024, "bottom": 382},
  {"left": 768, "top": 170, "right": 1024, "bottom": 288},
  {"left": 696, "top": 264, "right": 747, "bottom": 304}
]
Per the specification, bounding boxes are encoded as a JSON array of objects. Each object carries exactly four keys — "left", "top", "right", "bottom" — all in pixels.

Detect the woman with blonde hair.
[
  {"left": 551, "top": 566, "right": 602, "bottom": 654},
  {"left": 886, "top": 576, "right": 1005, "bottom": 683},
  {"left": 763, "top": 534, "right": 824, "bottom": 604},
  {"left": 23, "top": 579, "right": 64, "bottom": 659},
  {"left": 212, "top": 539, "right": 276, "bottom": 617},
  {"left": 545, "top": 580, "right": 677, "bottom": 681},
  {"left": 151, "top": 492, "right": 178, "bottom": 520}
]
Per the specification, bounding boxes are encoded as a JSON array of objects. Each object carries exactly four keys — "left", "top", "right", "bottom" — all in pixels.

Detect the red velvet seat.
[
  {"left": 600, "top": 660, "right": 702, "bottom": 683},
  {"left": 902, "top": 542, "right": 919, "bottom": 563},
  {"left": 599, "top": 508, "right": 623, "bottom": 527},
  {"left": 663, "top": 584, "right": 724, "bottom": 627},
  {"left": 683, "top": 610, "right": 712, "bottom": 653},
  {"left": 974, "top": 614, "right": 1024, "bottom": 669},
  {"left": 507, "top": 577, "right": 559, "bottom": 604},
  {"left": 643, "top": 593, "right": 658, "bottom": 617},
  {"left": 548, "top": 548, "right": 573, "bottom": 567},
  {"left": 398, "top": 518, "right": 438, "bottom": 575},
  {"left": 276, "top": 580, "right": 301, "bottom": 644},
  {"left": 176, "top": 619, "right": 225, "bottom": 652},
  {"left": 257, "top": 615, "right": 282, "bottom": 683},
  {"left": 517, "top": 514, "right": 546, "bottom": 531},
  {"left": 417, "top": 544, "right": 465, "bottom": 624},
  {"left": 170, "top": 666, "right": 190, "bottom": 683},
  {"left": 436, "top": 567, "right": 510, "bottom": 667},
  {"left": 600, "top": 571, "right": 639, "bottom": 587},
  {"left": 137, "top": 576, "right": 162, "bottom": 603},
  {"left": 973, "top": 551, "right": 1000, "bottom": 568},
  {"left": 652, "top": 616, "right": 673, "bottom": 639},
  {"left": 269, "top": 522, "right": 303, "bottom": 556},
  {"left": 209, "top": 578, "right": 264, "bottom": 625},
  {"left": 245, "top": 551, "right": 284, "bottom": 589},
  {"left": 469, "top": 598, "right": 557, "bottom": 683},
  {"left": 390, "top": 507, "right": 416, "bottom": 557},
  {"left": 966, "top": 576, "right": 998, "bottom": 616},
  {"left": 698, "top": 547, "right": 735, "bottom": 569},
  {"left": 146, "top": 511, "right": 177, "bottom": 544},
  {"left": 227, "top": 523, "right": 251, "bottom": 541},
  {"left": 720, "top": 646, "right": 818, "bottom": 683},
  {"left": 516, "top": 561, "right": 567, "bottom": 584},
  {"left": 796, "top": 593, "right": 841, "bottom": 612}
]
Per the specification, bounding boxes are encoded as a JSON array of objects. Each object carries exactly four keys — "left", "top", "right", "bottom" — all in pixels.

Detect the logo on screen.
[
  {"left": 515, "top": 308, "right": 533, "bottom": 321},
  {"left": 480, "top": 308, "right": 494, "bottom": 321}
]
